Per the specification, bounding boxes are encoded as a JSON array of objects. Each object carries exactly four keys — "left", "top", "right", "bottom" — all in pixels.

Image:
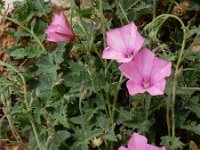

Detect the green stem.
[
  {"left": 99, "top": 0, "right": 106, "bottom": 48},
  {"left": 79, "top": 93, "right": 84, "bottom": 116},
  {"left": 105, "top": 93, "right": 112, "bottom": 118},
  {"left": 145, "top": 95, "right": 151, "bottom": 120},
  {"left": 111, "top": 74, "right": 124, "bottom": 123},
  {"left": 0, "top": 61, "right": 29, "bottom": 109},
  {"left": 31, "top": 31, "right": 47, "bottom": 52},
  {"left": 182, "top": 87, "right": 200, "bottom": 91},
  {"left": 157, "top": 40, "right": 167, "bottom": 56},
  {"left": 99, "top": 0, "right": 111, "bottom": 77},
  {"left": 29, "top": 117, "right": 43, "bottom": 150},
  {"left": 6, "top": 16, "right": 45, "bottom": 51},
  {"left": 92, "top": 71, "right": 109, "bottom": 117},
  {"left": 106, "top": 100, "right": 130, "bottom": 120},
  {"left": 150, "top": 14, "right": 187, "bottom": 137},
  {"left": 2, "top": 15, "right": 46, "bottom": 53},
  {"left": 105, "top": 61, "right": 113, "bottom": 75},
  {"left": 0, "top": 61, "right": 43, "bottom": 150},
  {"left": 119, "top": 2, "right": 129, "bottom": 23},
  {"left": 1, "top": 90, "right": 22, "bottom": 143},
  {"left": 166, "top": 79, "right": 172, "bottom": 136},
  {"left": 6, "top": 114, "right": 22, "bottom": 142},
  {"left": 171, "top": 21, "right": 186, "bottom": 138},
  {"left": 76, "top": 7, "right": 90, "bottom": 41},
  {"left": 153, "top": 0, "right": 157, "bottom": 19}
]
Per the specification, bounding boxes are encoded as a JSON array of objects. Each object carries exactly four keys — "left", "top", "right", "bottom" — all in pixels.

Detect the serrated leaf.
[
  {"left": 48, "top": 130, "right": 71, "bottom": 150},
  {"left": 13, "top": 0, "right": 51, "bottom": 22},
  {"left": 161, "top": 136, "right": 184, "bottom": 150},
  {"left": 181, "top": 121, "right": 200, "bottom": 135},
  {"left": 70, "top": 115, "right": 84, "bottom": 125},
  {"left": 7, "top": 45, "right": 44, "bottom": 59},
  {"left": 103, "top": 130, "right": 118, "bottom": 142},
  {"left": 36, "top": 50, "right": 64, "bottom": 78},
  {"left": 14, "top": 29, "right": 31, "bottom": 37},
  {"left": 71, "top": 128, "right": 103, "bottom": 150},
  {"left": 13, "top": 1, "right": 34, "bottom": 22}
]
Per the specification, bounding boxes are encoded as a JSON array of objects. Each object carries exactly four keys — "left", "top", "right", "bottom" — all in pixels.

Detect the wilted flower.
[
  {"left": 102, "top": 22, "right": 145, "bottom": 63},
  {"left": 91, "top": 137, "right": 104, "bottom": 148},
  {"left": 173, "top": 1, "right": 189, "bottom": 16},
  {"left": 119, "top": 48, "right": 172, "bottom": 96},
  {"left": 45, "top": 12, "right": 74, "bottom": 42},
  {"left": 118, "top": 132, "right": 165, "bottom": 150}
]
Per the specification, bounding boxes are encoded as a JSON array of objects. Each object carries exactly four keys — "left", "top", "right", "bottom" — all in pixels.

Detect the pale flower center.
[
  {"left": 143, "top": 81, "right": 150, "bottom": 89},
  {"left": 125, "top": 51, "right": 134, "bottom": 59}
]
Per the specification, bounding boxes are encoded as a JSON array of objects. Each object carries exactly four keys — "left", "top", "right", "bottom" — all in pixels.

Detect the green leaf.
[
  {"left": 0, "top": 0, "right": 5, "bottom": 11},
  {"left": 34, "top": 50, "right": 65, "bottom": 100},
  {"left": 31, "top": 0, "right": 52, "bottom": 17},
  {"left": 14, "top": 29, "right": 32, "bottom": 37},
  {"left": 161, "top": 136, "right": 184, "bottom": 150},
  {"left": 6, "top": 45, "right": 44, "bottom": 59},
  {"left": 13, "top": 0, "right": 51, "bottom": 22},
  {"left": 33, "top": 20, "right": 48, "bottom": 41},
  {"left": 71, "top": 128, "right": 103, "bottom": 150},
  {"left": 181, "top": 121, "right": 200, "bottom": 135},
  {"left": 48, "top": 130, "right": 71, "bottom": 150},
  {"left": 103, "top": 130, "right": 118, "bottom": 142},
  {"left": 36, "top": 50, "right": 64, "bottom": 78},
  {"left": 80, "top": 8, "right": 95, "bottom": 18},
  {"left": 13, "top": 1, "right": 34, "bottom": 22}
]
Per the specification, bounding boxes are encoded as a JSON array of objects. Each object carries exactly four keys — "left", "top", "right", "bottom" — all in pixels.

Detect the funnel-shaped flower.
[
  {"left": 119, "top": 48, "right": 172, "bottom": 96},
  {"left": 118, "top": 133, "right": 165, "bottom": 150},
  {"left": 45, "top": 12, "right": 74, "bottom": 42},
  {"left": 102, "top": 22, "right": 145, "bottom": 63}
]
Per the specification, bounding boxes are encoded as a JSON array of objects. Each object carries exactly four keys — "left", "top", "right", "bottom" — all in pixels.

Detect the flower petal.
[
  {"left": 46, "top": 32, "right": 73, "bottom": 42},
  {"left": 126, "top": 80, "right": 146, "bottom": 95},
  {"left": 134, "top": 48, "right": 155, "bottom": 79},
  {"left": 119, "top": 22, "right": 137, "bottom": 50},
  {"left": 106, "top": 22, "right": 143, "bottom": 53},
  {"left": 118, "top": 146, "right": 127, "bottom": 150},
  {"left": 45, "top": 12, "right": 74, "bottom": 42},
  {"left": 102, "top": 47, "right": 126, "bottom": 61},
  {"left": 119, "top": 61, "right": 143, "bottom": 83},
  {"left": 128, "top": 133, "right": 147, "bottom": 150},
  {"left": 147, "top": 144, "right": 166, "bottom": 150},
  {"left": 150, "top": 58, "right": 172, "bottom": 84},
  {"left": 133, "top": 32, "right": 145, "bottom": 52},
  {"left": 103, "top": 22, "right": 145, "bottom": 62},
  {"left": 147, "top": 79, "right": 166, "bottom": 96},
  {"left": 52, "top": 13, "right": 74, "bottom": 34},
  {"left": 106, "top": 28, "right": 127, "bottom": 52}
]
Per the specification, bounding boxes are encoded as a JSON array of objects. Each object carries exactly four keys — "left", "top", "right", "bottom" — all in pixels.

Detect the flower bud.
[{"left": 74, "top": 0, "right": 81, "bottom": 6}]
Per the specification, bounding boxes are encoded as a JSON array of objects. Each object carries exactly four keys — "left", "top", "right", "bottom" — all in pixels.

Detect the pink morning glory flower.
[
  {"left": 118, "top": 132, "right": 165, "bottom": 150},
  {"left": 102, "top": 22, "right": 145, "bottom": 63},
  {"left": 45, "top": 12, "right": 74, "bottom": 42},
  {"left": 119, "top": 48, "right": 172, "bottom": 96}
]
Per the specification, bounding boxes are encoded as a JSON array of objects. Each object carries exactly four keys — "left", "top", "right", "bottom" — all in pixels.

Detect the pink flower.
[
  {"left": 45, "top": 12, "right": 74, "bottom": 42},
  {"left": 102, "top": 22, "right": 145, "bottom": 63},
  {"left": 119, "top": 48, "right": 172, "bottom": 96},
  {"left": 118, "top": 133, "right": 165, "bottom": 150}
]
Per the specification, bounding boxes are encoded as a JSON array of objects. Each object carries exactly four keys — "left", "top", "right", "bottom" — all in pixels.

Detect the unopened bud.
[{"left": 74, "top": 0, "right": 81, "bottom": 6}]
